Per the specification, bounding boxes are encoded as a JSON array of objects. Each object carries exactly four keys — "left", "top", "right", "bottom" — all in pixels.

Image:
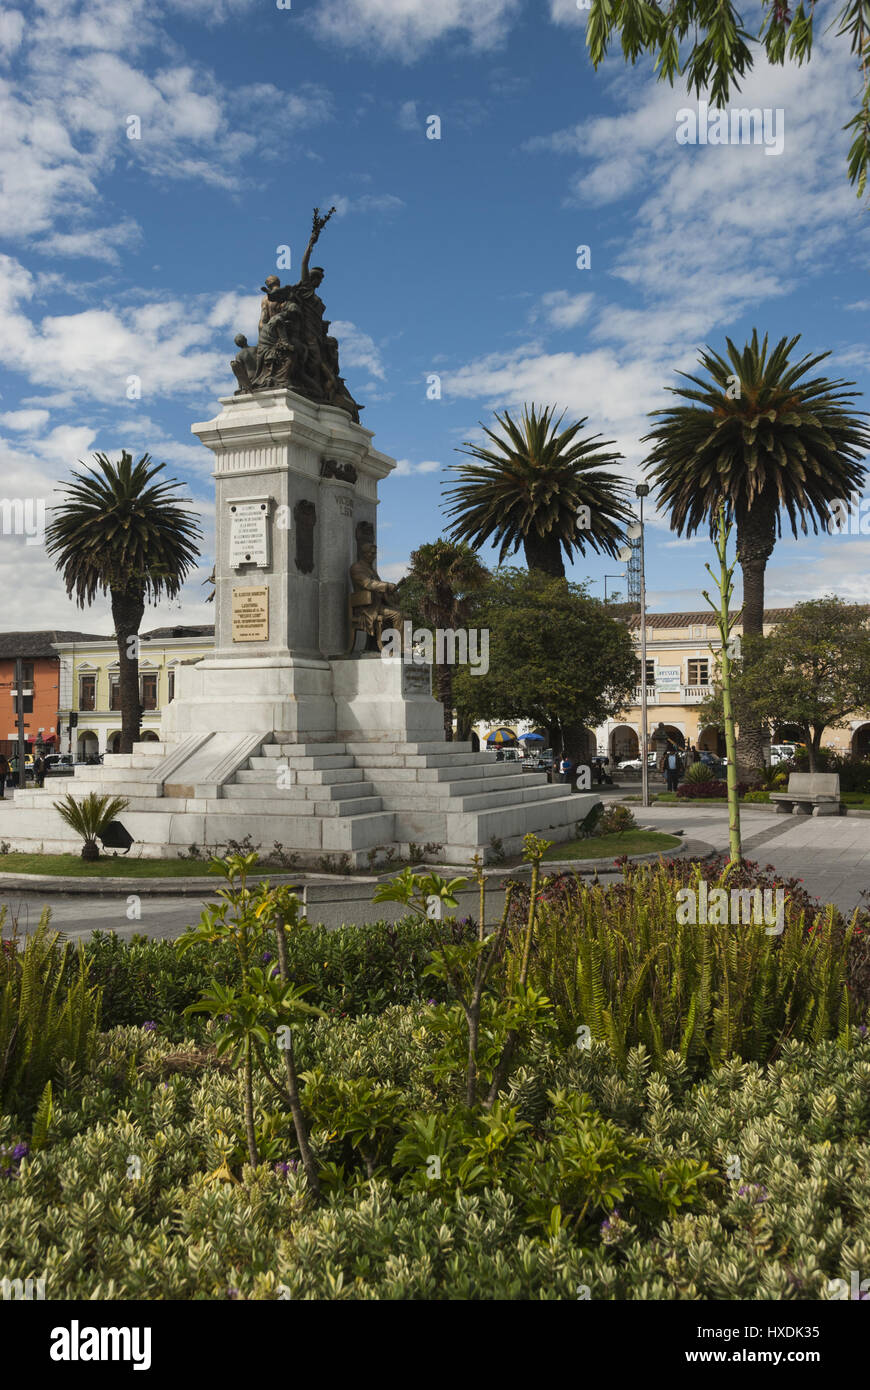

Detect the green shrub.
[
  {"left": 1, "top": 1020, "right": 869, "bottom": 1298},
  {"left": 84, "top": 915, "right": 477, "bottom": 1037},
  {"left": 517, "top": 861, "right": 863, "bottom": 1070},
  {"left": 0, "top": 912, "right": 101, "bottom": 1123},
  {"left": 683, "top": 762, "right": 715, "bottom": 784},
  {"left": 597, "top": 803, "right": 637, "bottom": 834}
]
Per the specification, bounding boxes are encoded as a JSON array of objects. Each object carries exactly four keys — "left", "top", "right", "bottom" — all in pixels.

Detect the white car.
[{"left": 769, "top": 744, "right": 796, "bottom": 766}]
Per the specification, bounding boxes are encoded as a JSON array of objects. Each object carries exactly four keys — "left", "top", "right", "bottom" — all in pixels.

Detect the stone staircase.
[{"left": 0, "top": 734, "right": 593, "bottom": 866}]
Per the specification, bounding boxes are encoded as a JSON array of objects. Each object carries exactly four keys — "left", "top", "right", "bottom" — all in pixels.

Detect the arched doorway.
[
  {"left": 698, "top": 724, "right": 726, "bottom": 757},
  {"left": 77, "top": 730, "right": 98, "bottom": 761},
  {"left": 652, "top": 724, "right": 685, "bottom": 751},
  {"left": 610, "top": 725, "right": 639, "bottom": 761},
  {"left": 108, "top": 731, "right": 122, "bottom": 755},
  {"left": 140, "top": 730, "right": 160, "bottom": 743},
  {"left": 852, "top": 723, "right": 870, "bottom": 759}
]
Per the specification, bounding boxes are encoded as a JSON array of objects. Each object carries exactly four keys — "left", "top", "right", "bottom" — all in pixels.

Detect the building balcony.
[
  {"left": 682, "top": 685, "right": 713, "bottom": 703},
  {"left": 628, "top": 684, "right": 712, "bottom": 707}
]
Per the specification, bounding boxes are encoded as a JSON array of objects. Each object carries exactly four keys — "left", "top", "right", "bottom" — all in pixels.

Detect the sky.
[{"left": 1, "top": 0, "right": 869, "bottom": 635}]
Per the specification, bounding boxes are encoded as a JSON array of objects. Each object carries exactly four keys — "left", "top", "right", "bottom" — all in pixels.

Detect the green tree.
[
  {"left": 451, "top": 568, "right": 637, "bottom": 755},
  {"left": 443, "top": 404, "right": 633, "bottom": 578},
  {"left": 586, "top": 0, "right": 870, "bottom": 197},
  {"left": 703, "top": 597, "right": 870, "bottom": 771},
  {"left": 398, "top": 540, "right": 490, "bottom": 740},
  {"left": 643, "top": 331, "right": 869, "bottom": 773},
  {"left": 46, "top": 452, "right": 201, "bottom": 754}
]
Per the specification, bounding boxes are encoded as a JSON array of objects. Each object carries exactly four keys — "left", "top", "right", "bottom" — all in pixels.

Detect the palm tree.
[
  {"left": 443, "top": 404, "right": 633, "bottom": 578},
  {"left": 46, "top": 452, "right": 201, "bottom": 754},
  {"left": 54, "top": 792, "right": 130, "bottom": 861},
  {"left": 643, "top": 331, "right": 870, "bottom": 773},
  {"left": 399, "top": 540, "right": 489, "bottom": 740}
]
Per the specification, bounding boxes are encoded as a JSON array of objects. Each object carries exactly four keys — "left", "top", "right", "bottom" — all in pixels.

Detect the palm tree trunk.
[
  {"left": 436, "top": 664, "right": 453, "bottom": 740},
  {"left": 111, "top": 590, "right": 145, "bottom": 755},
  {"left": 735, "top": 506, "right": 776, "bottom": 779},
  {"left": 522, "top": 531, "right": 565, "bottom": 577}
]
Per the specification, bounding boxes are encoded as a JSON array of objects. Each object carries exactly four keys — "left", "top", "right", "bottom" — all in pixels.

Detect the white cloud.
[
  {"left": 0, "top": 10, "right": 24, "bottom": 59},
  {"left": 331, "top": 320, "right": 387, "bottom": 381},
  {"left": 397, "top": 100, "right": 419, "bottom": 131},
  {"left": 537, "top": 290, "right": 594, "bottom": 329},
  {"left": 308, "top": 0, "right": 521, "bottom": 59},
  {"left": 0, "top": 408, "right": 50, "bottom": 431},
  {"left": 327, "top": 193, "right": 405, "bottom": 217},
  {"left": 393, "top": 458, "right": 443, "bottom": 476},
  {"left": 548, "top": 0, "right": 590, "bottom": 25}
]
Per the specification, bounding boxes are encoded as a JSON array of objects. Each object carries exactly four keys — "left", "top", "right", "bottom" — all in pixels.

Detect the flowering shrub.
[{"left": 676, "top": 779, "right": 753, "bottom": 799}]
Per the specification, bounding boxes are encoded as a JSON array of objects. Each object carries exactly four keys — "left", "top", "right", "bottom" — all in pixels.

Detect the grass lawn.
[
  {"left": 841, "top": 792, "right": 870, "bottom": 807},
  {"left": 0, "top": 852, "right": 218, "bottom": 878},
  {"left": 651, "top": 792, "right": 772, "bottom": 804},
  {"left": 542, "top": 830, "right": 682, "bottom": 861}
]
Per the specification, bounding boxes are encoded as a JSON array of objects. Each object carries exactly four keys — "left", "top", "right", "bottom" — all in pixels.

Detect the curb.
[{"left": 0, "top": 837, "right": 713, "bottom": 896}]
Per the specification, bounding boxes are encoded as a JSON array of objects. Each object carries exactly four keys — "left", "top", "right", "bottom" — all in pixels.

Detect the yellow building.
[
  {"left": 55, "top": 625, "right": 214, "bottom": 758},
  {"left": 593, "top": 609, "right": 870, "bottom": 763}
]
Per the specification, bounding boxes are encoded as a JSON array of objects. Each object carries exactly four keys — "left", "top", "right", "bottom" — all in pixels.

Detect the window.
[
  {"left": 167, "top": 669, "right": 175, "bottom": 703},
  {"left": 636, "top": 659, "right": 655, "bottom": 687},
  {"left": 109, "top": 676, "right": 122, "bottom": 711},
  {"left": 79, "top": 674, "right": 96, "bottom": 711},
  {"left": 140, "top": 672, "right": 158, "bottom": 711},
  {"left": 687, "top": 659, "right": 709, "bottom": 686}
]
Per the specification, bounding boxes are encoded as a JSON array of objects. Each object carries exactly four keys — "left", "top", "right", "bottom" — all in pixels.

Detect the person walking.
[
  {"left": 660, "top": 743, "right": 684, "bottom": 793},
  {"left": 0, "top": 752, "right": 8, "bottom": 799},
  {"left": 559, "top": 753, "right": 574, "bottom": 784},
  {"left": 33, "top": 753, "right": 45, "bottom": 788},
  {"left": 690, "top": 744, "right": 701, "bottom": 764}
]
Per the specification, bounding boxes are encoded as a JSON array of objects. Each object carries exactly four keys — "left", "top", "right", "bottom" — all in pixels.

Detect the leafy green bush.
[
  {"left": 84, "top": 914, "right": 477, "bottom": 1037},
  {"left": 683, "top": 761, "right": 715, "bottom": 784},
  {"left": 0, "top": 911, "right": 101, "bottom": 1123},
  {"left": 596, "top": 803, "right": 637, "bottom": 834},
  {"left": 1, "top": 1018, "right": 869, "bottom": 1298},
  {"left": 517, "top": 861, "right": 864, "bottom": 1070}
]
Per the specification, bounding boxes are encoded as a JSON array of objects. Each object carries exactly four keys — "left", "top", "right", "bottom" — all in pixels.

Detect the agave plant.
[{"left": 54, "top": 792, "right": 130, "bottom": 861}]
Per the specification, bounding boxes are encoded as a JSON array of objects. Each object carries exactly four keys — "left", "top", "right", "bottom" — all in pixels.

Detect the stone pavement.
[
  {"left": 0, "top": 805, "right": 866, "bottom": 941},
  {"left": 635, "top": 804, "right": 870, "bottom": 915}
]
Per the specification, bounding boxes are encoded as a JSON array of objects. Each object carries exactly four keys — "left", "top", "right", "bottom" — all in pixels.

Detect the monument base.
[{"left": 0, "top": 656, "right": 594, "bottom": 867}]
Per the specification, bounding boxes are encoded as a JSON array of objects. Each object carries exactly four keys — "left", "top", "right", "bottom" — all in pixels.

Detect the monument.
[{"left": 0, "top": 213, "right": 594, "bottom": 865}]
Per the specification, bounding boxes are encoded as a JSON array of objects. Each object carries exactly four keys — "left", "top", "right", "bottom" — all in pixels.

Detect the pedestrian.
[
  {"left": 560, "top": 753, "right": 574, "bottom": 784},
  {"left": 690, "top": 744, "right": 701, "bottom": 764},
  {"left": 0, "top": 752, "right": 7, "bottom": 799},
  {"left": 660, "top": 743, "right": 684, "bottom": 793},
  {"left": 33, "top": 753, "right": 45, "bottom": 788}
]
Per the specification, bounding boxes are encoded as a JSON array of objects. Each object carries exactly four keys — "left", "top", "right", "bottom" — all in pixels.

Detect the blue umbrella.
[{"left": 518, "top": 732, "right": 545, "bottom": 743}]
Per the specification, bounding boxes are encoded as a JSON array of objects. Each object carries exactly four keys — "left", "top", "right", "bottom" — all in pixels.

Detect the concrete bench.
[{"left": 770, "top": 772, "right": 841, "bottom": 817}]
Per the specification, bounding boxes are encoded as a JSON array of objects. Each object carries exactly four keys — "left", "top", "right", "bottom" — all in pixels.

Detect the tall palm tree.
[
  {"left": 443, "top": 404, "right": 633, "bottom": 577},
  {"left": 46, "top": 452, "right": 201, "bottom": 755},
  {"left": 643, "top": 330, "right": 870, "bottom": 773},
  {"left": 399, "top": 540, "right": 489, "bottom": 740}
]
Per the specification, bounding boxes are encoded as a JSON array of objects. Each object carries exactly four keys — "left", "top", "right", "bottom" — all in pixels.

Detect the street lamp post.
[
  {"left": 636, "top": 486, "right": 650, "bottom": 808},
  {"left": 620, "top": 487, "right": 651, "bottom": 808}
]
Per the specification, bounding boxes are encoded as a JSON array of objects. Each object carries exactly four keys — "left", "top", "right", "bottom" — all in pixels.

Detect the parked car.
[
  {"left": 769, "top": 743, "right": 797, "bottom": 766},
  {"left": 618, "top": 752, "right": 658, "bottom": 771},
  {"left": 44, "top": 754, "right": 76, "bottom": 776}
]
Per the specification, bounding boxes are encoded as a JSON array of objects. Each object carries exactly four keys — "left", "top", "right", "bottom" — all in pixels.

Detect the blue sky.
[{"left": 1, "top": 0, "right": 869, "bottom": 633}]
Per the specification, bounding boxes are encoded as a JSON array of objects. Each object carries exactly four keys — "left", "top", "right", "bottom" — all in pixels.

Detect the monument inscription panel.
[
  {"left": 229, "top": 498, "right": 271, "bottom": 568},
  {"left": 232, "top": 586, "right": 269, "bottom": 642},
  {"left": 402, "top": 662, "right": 432, "bottom": 696}
]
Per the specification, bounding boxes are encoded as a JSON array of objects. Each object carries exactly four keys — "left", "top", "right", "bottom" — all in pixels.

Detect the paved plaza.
[
  {"left": 0, "top": 802, "right": 867, "bottom": 941},
  {"left": 635, "top": 804, "right": 870, "bottom": 915}
]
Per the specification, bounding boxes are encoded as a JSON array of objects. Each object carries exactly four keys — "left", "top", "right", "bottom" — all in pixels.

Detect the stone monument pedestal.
[{"left": 0, "top": 389, "right": 595, "bottom": 866}]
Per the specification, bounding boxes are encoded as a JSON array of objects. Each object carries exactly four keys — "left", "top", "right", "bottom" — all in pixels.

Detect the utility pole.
[
  {"left": 618, "top": 483, "right": 651, "bottom": 807},
  {"left": 14, "top": 657, "right": 27, "bottom": 790}
]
